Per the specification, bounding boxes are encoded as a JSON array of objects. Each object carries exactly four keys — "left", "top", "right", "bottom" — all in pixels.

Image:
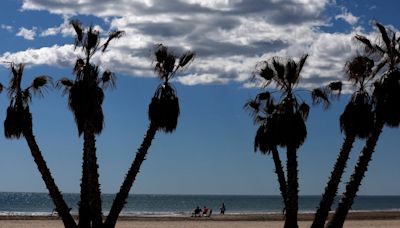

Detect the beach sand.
[{"left": 0, "top": 212, "right": 399, "bottom": 227}]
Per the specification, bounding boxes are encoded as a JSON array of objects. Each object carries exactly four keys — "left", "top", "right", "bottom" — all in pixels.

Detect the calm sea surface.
[{"left": 0, "top": 193, "right": 399, "bottom": 216}]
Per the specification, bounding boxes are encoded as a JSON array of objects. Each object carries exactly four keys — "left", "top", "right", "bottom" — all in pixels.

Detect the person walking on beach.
[{"left": 220, "top": 203, "right": 226, "bottom": 215}]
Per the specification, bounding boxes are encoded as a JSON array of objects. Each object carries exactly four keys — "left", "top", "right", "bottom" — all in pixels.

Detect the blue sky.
[{"left": 0, "top": 0, "right": 399, "bottom": 196}]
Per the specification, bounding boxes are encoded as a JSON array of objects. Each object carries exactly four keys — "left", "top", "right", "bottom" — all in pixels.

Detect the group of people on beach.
[{"left": 191, "top": 203, "right": 225, "bottom": 217}]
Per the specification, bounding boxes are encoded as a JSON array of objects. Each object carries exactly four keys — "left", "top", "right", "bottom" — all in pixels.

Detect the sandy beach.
[{"left": 0, "top": 212, "right": 399, "bottom": 227}]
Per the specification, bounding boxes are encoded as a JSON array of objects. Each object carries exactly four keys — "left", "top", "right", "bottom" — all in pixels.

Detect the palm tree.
[
  {"left": 250, "top": 55, "right": 330, "bottom": 228},
  {"left": 58, "top": 20, "right": 123, "bottom": 228},
  {"left": 311, "top": 56, "right": 375, "bottom": 228},
  {"left": 244, "top": 93, "right": 288, "bottom": 209},
  {"left": 327, "top": 22, "right": 400, "bottom": 228},
  {"left": 4, "top": 63, "right": 77, "bottom": 228},
  {"left": 104, "top": 44, "right": 195, "bottom": 228}
]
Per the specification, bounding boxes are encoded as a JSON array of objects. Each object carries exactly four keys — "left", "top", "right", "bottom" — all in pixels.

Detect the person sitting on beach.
[
  {"left": 202, "top": 206, "right": 209, "bottom": 216},
  {"left": 191, "top": 206, "right": 202, "bottom": 217}
]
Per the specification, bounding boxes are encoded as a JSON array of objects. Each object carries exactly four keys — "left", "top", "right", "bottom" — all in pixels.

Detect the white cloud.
[
  {"left": 1, "top": 24, "right": 13, "bottom": 32},
  {"left": 16, "top": 27, "right": 37, "bottom": 40},
  {"left": 1, "top": 0, "right": 371, "bottom": 90},
  {"left": 177, "top": 73, "right": 230, "bottom": 86},
  {"left": 40, "top": 16, "right": 104, "bottom": 37},
  {"left": 335, "top": 11, "right": 359, "bottom": 25},
  {"left": 0, "top": 44, "right": 77, "bottom": 67}
]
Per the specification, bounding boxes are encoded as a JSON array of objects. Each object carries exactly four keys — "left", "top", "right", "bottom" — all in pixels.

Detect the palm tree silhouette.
[
  {"left": 250, "top": 54, "right": 330, "bottom": 228},
  {"left": 311, "top": 56, "right": 375, "bottom": 228},
  {"left": 104, "top": 44, "right": 194, "bottom": 228},
  {"left": 327, "top": 22, "right": 400, "bottom": 228},
  {"left": 3, "top": 63, "right": 76, "bottom": 228},
  {"left": 58, "top": 20, "right": 123, "bottom": 228},
  {"left": 244, "top": 93, "right": 288, "bottom": 210}
]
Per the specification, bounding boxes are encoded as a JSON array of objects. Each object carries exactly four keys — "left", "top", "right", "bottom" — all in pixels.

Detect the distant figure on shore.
[
  {"left": 51, "top": 207, "right": 72, "bottom": 216},
  {"left": 191, "top": 206, "right": 202, "bottom": 217},
  {"left": 202, "top": 206, "right": 209, "bottom": 216},
  {"left": 220, "top": 203, "right": 226, "bottom": 215}
]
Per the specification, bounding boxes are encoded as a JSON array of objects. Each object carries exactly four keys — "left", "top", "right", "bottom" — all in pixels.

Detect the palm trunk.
[
  {"left": 326, "top": 120, "right": 384, "bottom": 228},
  {"left": 104, "top": 122, "right": 158, "bottom": 228},
  {"left": 284, "top": 144, "right": 299, "bottom": 228},
  {"left": 84, "top": 129, "right": 103, "bottom": 228},
  {"left": 271, "top": 147, "right": 287, "bottom": 207},
  {"left": 311, "top": 134, "right": 356, "bottom": 228},
  {"left": 78, "top": 143, "right": 90, "bottom": 228},
  {"left": 23, "top": 129, "right": 77, "bottom": 228}
]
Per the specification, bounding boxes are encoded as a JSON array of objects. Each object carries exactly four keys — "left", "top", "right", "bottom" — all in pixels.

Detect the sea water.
[{"left": 0, "top": 192, "right": 399, "bottom": 216}]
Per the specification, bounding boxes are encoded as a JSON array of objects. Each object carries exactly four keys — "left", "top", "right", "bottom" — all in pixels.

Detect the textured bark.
[
  {"left": 84, "top": 129, "right": 103, "bottom": 228},
  {"left": 284, "top": 144, "right": 299, "bottom": 228},
  {"left": 104, "top": 123, "right": 158, "bottom": 228},
  {"left": 311, "top": 134, "right": 356, "bottom": 228},
  {"left": 23, "top": 129, "right": 77, "bottom": 228},
  {"left": 326, "top": 120, "right": 384, "bottom": 228},
  {"left": 271, "top": 147, "right": 287, "bottom": 207}
]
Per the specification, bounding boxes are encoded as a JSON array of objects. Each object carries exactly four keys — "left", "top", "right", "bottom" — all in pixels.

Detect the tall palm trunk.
[
  {"left": 84, "top": 129, "right": 103, "bottom": 228},
  {"left": 79, "top": 141, "right": 90, "bottom": 228},
  {"left": 284, "top": 144, "right": 299, "bottom": 228},
  {"left": 311, "top": 134, "right": 356, "bottom": 228},
  {"left": 23, "top": 128, "right": 77, "bottom": 228},
  {"left": 326, "top": 120, "right": 384, "bottom": 228},
  {"left": 104, "top": 123, "right": 158, "bottom": 228},
  {"left": 271, "top": 147, "right": 287, "bottom": 207}
]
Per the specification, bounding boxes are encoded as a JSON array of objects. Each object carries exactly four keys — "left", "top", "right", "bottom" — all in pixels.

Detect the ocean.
[{"left": 0, "top": 193, "right": 399, "bottom": 216}]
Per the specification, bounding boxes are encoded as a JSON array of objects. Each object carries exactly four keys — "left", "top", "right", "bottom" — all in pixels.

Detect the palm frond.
[
  {"left": 311, "top": 88, "right": 330, "bottom": 109},
  {"left": 99, "top": 70, "right": 116, "bottom": 89},
  {"left": 258, "top": 63, "right": 274, "bottom": 81},
  {"left": 73, "top": 58, "right": 85, "bottom": 75},
  {"left": 149, "top": 83, "right": 180, "bottom": 132},
  {"left": 375, "top": 22, "right": 391, "bottom": 52},
  {"left": 296, "top": 54, "right": 309, "bottom": 77},
  {"left": 285, "top": 59, "right": 298, "bottom": 85},
  {"left": 87, "top": 26, "right": 99, "bottom": 51},
  {"left": 154, "top": 44, "right": 168, "bottom": 63},
  {"left": 298, "top": 102, "right": 310, "bottom": 120},
  {"left": 56, "top": 78, "right": 75, "bottom": 96},
  {"left": 328, "top": 81, "right": 343, "bottom": 92},
  {"left": 374, "top": 44, "right": 386, "bottom": 54},
  {"left": 8, "top": 63, "right": 24, "bottom": 98},
  {"left": 328, "top": 81, "right": 343, "bottom": 98},
  {"left": 164, "top": 54, "right": 176, "bottom": 74},
  {"left": 178, "top": 50, "right": 195, "bottom": 67},
  {"left": 70, "top": 19, "right": 84, "bottom": 48},
  {"left": 22, "top": 88, "right": 32, "bottom": 103},
  {"left": 244, "top": 99, "right": 261, "bottom": 123},
  {"left": 354, "top": 35, "right": 374, "bottom": 52},
  {"left": 29, "top": 75, "right": 52, "bottom": 96},
  {"left": 102, "top": 30, "right": 125, "bottom": 52},
  {"left": 345, "top": 56, "right": 374, "bottom": 83},
  {"left": 257, "top": 91, "right": 271, "bottom": 101},
  {"left": 372, "top": 58, "right": 388, "bottom": 77},
  {"left": 272, "top": 57, "right": 285, "bottom": 81}
]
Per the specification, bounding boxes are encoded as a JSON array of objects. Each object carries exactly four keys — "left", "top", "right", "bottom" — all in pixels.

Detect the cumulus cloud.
[
  {"left": 1, "top": 44, "right": 77, "bottom": 67},
  {"left": 335, "top": 11, "right": 359, "bottom": 25},
  {"left": 16, "top": 27, "right": 37, "bottom": 40},
  {"left": 40, "top": 16, "right": 104, "bottom": 37},
  {"left": 0, "top": 0, "right": 372, "bottom": 90}
]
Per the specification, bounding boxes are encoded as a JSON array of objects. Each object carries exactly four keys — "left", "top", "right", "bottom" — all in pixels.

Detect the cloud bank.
[{"left": 1, "top": 0, "right": 373, "bottom": 89}]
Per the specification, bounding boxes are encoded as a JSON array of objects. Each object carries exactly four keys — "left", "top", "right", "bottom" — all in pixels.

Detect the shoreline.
[{"left": 1, "top": 211, "right": 400, "bottom": 221}]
